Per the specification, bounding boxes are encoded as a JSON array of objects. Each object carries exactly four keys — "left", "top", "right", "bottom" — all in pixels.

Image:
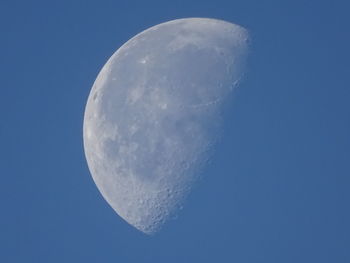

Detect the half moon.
[{"left": 83, "top": 18, "right": 249, "bottom": 234}]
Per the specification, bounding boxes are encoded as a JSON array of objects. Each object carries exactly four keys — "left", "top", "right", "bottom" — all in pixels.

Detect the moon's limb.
[{"left": 83, "top": 18, "right": 249, "bottom": 234}]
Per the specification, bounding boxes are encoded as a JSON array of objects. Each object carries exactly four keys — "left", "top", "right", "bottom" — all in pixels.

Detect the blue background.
[{"left": 1, "top": 0, "right": 349, "bottom": 262}]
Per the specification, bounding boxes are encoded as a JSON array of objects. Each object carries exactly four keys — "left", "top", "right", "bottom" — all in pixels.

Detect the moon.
[{"left": 83, "top": 18, "right": 249, "bottom": 234}]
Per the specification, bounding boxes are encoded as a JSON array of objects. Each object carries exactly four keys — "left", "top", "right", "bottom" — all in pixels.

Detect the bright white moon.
[{"left": 83, "top": 18, "right": 249, "bottom": 234}]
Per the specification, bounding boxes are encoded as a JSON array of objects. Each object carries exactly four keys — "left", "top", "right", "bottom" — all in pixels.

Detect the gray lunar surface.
[{"left": 83, "top": 18, "right": 249, "bottom": 234}]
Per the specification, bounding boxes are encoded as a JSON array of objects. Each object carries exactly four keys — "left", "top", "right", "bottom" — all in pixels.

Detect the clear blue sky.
[{"left": 1, "top": 0, "right": 349, "bottom": 262}]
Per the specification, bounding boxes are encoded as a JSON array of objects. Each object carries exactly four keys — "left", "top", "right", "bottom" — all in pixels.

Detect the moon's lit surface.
[{"left": 83, "top": 18, "right": 249, "bottom": 234}]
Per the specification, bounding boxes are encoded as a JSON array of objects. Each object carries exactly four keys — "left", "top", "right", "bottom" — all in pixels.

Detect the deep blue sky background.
[{"left": 1, "top": 0, "right": 350, "bottom": 262}]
